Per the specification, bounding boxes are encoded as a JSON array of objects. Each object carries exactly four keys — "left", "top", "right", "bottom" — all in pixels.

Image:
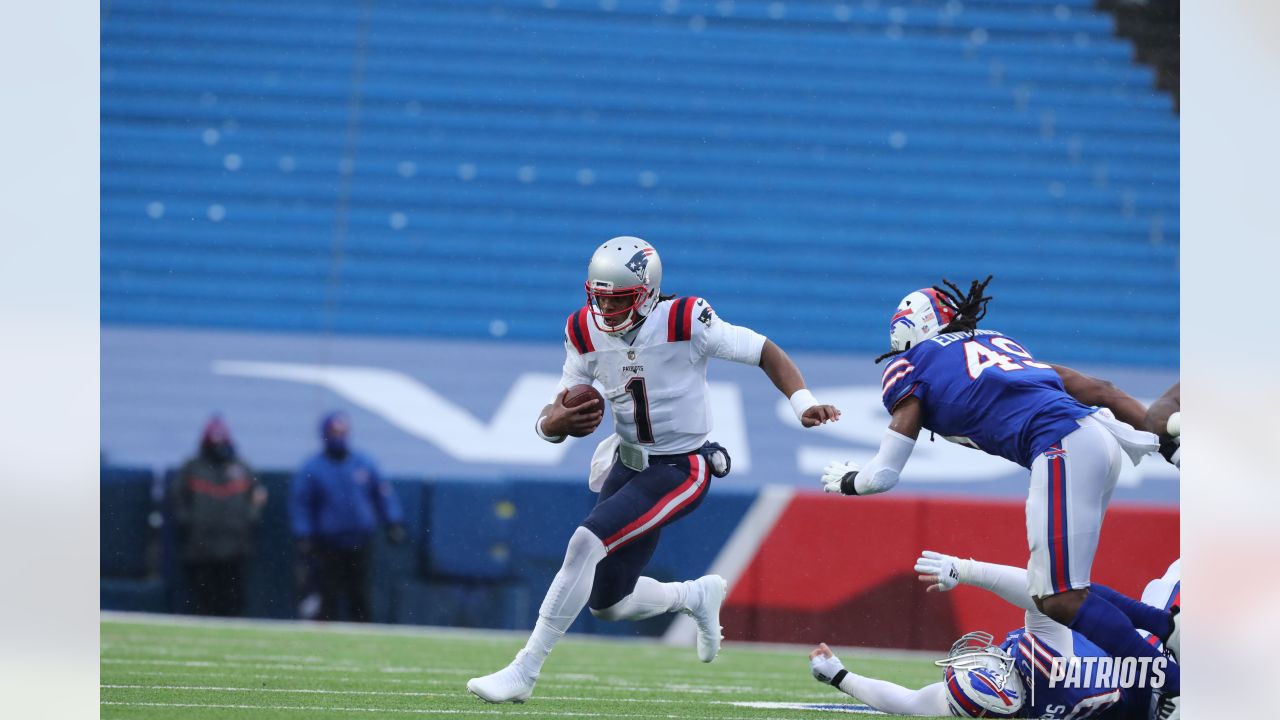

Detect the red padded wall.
[{"left": 723, "top": 492, "right": 1178, "bottom": 650}]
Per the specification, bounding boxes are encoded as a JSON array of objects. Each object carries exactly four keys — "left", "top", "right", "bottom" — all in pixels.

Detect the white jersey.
[{"left": 559, "top": 297, "right": 766, "bottom": 455}]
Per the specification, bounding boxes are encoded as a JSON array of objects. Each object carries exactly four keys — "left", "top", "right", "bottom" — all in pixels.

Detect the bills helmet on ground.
[
  {"left": 585, "top": 236, "right": 663, "bottom": 335},
  {"left": 889, "top": 287, "right": 958, "bottom": 353},
  {"left": 935, "top": 631, "right": 1025, "bottom": 718}
]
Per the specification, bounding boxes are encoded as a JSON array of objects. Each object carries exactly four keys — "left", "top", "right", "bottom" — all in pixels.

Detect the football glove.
[
  {"left": 913, "top": 550, "right": 966, "bottom": 593},
  {"left": 810, "top": 646, "right": 848, "bottom": 686},
  {"left": 820, "top": 461, "right": 860, "bottom": 495},
  {"left": 701, "top": 442, "right": 732, "bottom": 478},
  {"left": 1159, "top": 412, "right": 1181, "bottom": 468}
]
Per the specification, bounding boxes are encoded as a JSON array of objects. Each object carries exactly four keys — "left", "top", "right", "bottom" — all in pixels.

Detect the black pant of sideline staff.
[
  {"left": 316, "top": 544, "right": 372, "bottom": 622},
  {"left": 183, "top": 558, "right": 247, "bottom": 616}
]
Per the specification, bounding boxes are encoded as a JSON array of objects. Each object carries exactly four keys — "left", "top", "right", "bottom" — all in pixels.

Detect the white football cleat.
[
  {"left": 1166, "top": 606, "right": 1180, "bottom": 662},
  {"left": 682, "top": 574, "right": 727, "bottom": 662},
  {"left": 466, "top": 652, "right": 538, "bottom": 704}
]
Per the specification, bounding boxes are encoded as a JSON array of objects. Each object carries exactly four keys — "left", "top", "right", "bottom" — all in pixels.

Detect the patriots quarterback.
[
  {"left": 467, "top": 237, "right": 841, "bottom": 703},
  {"left": 809, "top": 551, "right": 1181, "bottom": 719},
  {"left": 818, "top": 277, "right": 1180, "bottom": 714}
]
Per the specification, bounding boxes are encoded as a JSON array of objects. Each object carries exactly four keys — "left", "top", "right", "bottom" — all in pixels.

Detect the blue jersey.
[
  {"left": 1002, "top": 628, "right": 1149, "bottom": 720},
  {"left": 880, "top": 329, "right": 1093, "bottom": 468}
]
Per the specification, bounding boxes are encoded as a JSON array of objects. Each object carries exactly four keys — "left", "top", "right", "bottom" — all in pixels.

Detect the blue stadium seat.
[
  {"left": 101, "top": 466, "right": 158, "bottom": 578},
  {"left": 425, "top": 480, "right": 518, "bottom": 579},
  {"left": 101, "top": 0, "right": 1178, "bottom": 366}
]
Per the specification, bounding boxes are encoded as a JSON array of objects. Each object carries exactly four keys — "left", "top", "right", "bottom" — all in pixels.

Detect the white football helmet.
[
  {"left": 889, "top": 287, "right": 958, "bottom": 353},
  {"left": 584, "top": 236, "right": 663, "bottom": 335},
  {"left": 935, "top": 632, "right": 1025, "bottom": 718}
]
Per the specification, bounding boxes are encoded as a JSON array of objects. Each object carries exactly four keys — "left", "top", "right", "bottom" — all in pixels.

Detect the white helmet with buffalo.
[
  {"left": 886, "top": 276, "right": 994, "bottom": 356},
  {"left": 936, "top": 631, "right": 1026, "bottom": 718}
]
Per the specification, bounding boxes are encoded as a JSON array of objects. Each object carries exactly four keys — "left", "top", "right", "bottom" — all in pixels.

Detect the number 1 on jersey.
[{"left": 625, "top": 377, "right": 655, "bottom": 444}]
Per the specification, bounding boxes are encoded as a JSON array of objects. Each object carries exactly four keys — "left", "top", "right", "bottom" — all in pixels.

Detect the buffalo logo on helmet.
[
  {"left": 890, "top": 306, "right": 917, "bottom": 332},
  {"left": 969, "top": 668, "right": 1019, "bottom": 706},
  {"left": 625, "top": 248, "right": 654, "bottom": 281}
]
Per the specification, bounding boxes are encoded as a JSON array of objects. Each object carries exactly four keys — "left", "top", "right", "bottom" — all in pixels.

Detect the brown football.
[{"left": 562, "top": 384, "right": 605, "bottom": 437}]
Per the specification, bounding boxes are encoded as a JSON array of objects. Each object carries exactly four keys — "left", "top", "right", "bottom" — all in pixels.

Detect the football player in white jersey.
[{"left": 468, "top": 236, "right": 840, "bottom": 703}]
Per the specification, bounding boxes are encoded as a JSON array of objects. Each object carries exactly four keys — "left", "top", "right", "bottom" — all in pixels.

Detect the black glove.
[
  {"left": 701, "top": 442, "right": 732, "bottom": 478},
  {"left": 385, "top": 524, "right": 407, "bottom": 545}
]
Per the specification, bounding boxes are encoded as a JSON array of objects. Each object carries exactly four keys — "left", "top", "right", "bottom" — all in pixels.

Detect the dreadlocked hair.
[
  {"left": 872, "top": 275, "right": 994, "bottom": 365},
  {"left": 873, "top": 347, "right": 905, "bottom": 364},
  {"left": 933, "top": 275, "right": 993, "bottom": 336}
]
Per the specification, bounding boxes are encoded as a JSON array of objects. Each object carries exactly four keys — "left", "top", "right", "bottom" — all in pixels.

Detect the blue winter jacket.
[{"left": 289, "top": 451, "right": 404, "bottom": 549}]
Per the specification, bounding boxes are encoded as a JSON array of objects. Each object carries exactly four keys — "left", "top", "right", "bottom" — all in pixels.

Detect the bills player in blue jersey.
[
  {"left": 808, "top": 551, "right": 1181, "bottom": 719},
  {"left": 818, "top": 277, "right": 1180, "bottom": 714}
]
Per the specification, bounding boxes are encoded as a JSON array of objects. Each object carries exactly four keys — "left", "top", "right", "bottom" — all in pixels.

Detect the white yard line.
[
  {"left": 102, "top": 671, "right": 833, "bottom": 699},
  {"left": 102, "top": 610, "right": 941, "bottom": 661},
  {"left": 100, "top": 699, "right": 810, "bottom": 720},
  {"left": 101, "top": 611, "right": 641, "bottom": 647},
  {"left": 101, "top": 652, "right": 833, "bottom": 684},
  {"left": 99, "top": 666, "right": 780, "bottom": 696},
  {"left": 101, "top": 684, "right": 744, "bottom": 704}
]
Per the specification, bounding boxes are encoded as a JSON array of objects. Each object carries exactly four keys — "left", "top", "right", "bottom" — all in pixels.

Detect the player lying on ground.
[
  {"left": 818, "top": 276, "right": 1180, "bottom": 708},
  {"left": 467, "top": 237, "right": 840, "bottom": 703},
  {"left": 808, "top": 552, "right": 1181, "bottom": 719}
]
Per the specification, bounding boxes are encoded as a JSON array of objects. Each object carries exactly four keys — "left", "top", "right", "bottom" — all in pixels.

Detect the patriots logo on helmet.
[{"left": 625, "top": 248, "right": 654, "bottom": 281}]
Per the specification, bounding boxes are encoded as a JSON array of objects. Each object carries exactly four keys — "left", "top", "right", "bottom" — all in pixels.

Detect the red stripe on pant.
[
  {"left": 603, "top": 455, "right": 703, "bottom": 553},
  {"left": 945, "top": 667, "right": 983, "bottom": 716},
  {"left": 1050, "top": 454, "right": 1070, "bottom": 593}
]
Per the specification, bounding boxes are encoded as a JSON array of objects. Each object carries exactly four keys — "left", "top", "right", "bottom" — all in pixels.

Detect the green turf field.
[{"left": 102, "top": 614, "right": 942, "bottom": 719}]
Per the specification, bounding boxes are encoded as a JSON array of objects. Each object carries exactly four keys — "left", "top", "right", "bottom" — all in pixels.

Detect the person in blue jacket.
[{"left": 289, "top": 411, "right": 405, "bottom": 622}]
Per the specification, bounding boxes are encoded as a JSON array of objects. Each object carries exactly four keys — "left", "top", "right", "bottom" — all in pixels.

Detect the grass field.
[{"left": 101, "top": 614, "right": 942, "bottom": 719}]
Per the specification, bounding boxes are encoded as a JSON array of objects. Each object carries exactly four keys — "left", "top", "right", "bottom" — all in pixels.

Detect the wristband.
[
  {"left": 839, "top": 472, "right": 860, "bottom": 496},
  {"left": 789, "top": 388, "right": 819, "bottom": 421},
  {"left": 831, "top": 669, "right": 849, "bottom": 687},
  {"left": 535, "top": 415, "right": 566, "bottom": 444}
]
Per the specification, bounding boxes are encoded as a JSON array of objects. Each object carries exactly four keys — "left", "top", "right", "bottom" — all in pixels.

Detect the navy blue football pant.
[{"left": 581, "top": 448, "right": 712, "bottom": 611}]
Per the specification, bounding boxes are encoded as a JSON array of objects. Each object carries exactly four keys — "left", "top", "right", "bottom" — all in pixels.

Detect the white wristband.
[
  {"left": 789, "top": 388, "right": 819, "bottom": 421},
  {"left": 535, "top": 415, "right": 566, "bottom": 444}
]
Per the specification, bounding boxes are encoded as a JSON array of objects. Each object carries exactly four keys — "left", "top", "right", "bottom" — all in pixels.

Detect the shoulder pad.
[
  {"left": 566, "top": 307, "right": 596, "bottom": 354},
  {"left": 667, "top": 297, "right": 712, "bottom": 342}
]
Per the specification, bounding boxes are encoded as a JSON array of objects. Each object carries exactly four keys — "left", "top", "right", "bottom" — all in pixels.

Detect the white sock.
[
  {"left": 517, "top": 527, "right": 606, "bottom": 674},
  {"left": 590, "top": 577, "right": 695, "bottom": 622}
]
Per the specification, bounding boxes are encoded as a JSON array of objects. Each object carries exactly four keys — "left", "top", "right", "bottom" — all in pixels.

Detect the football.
[{"left": 562, "top": 384, "right": 605, "bottom": 437}]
